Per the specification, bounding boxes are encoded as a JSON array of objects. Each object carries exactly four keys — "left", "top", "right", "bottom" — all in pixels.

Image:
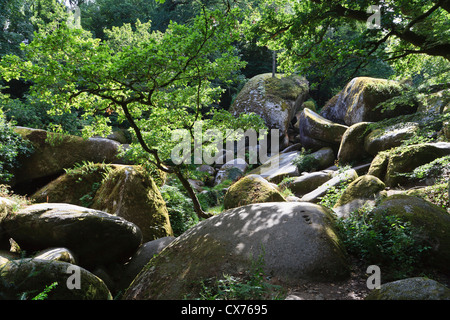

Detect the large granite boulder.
[
  {"left": 230, "top": 73, "right": 309, "bottom": 149},
  {"left": 0, "top": 203, "right": 142, "bottom": 267},
  {"left": 123, "top": 202, "right": 350, "bottom": 300},
  {"left": 298, "top": 108, "right": 348, "bottom": 150},
  {"left": 364, "top": 122, "right": 419, "bottom": 156},
  {"left": 0, "top": 259, "right": 112, "bottom": 300},
  {"left": 365, "top": 277, "right": 450, "bottom": 300},
  {"left": 371, "top": 194, "right": 450, "bottom": 272},
  {"left": 32, "top": 164, "right": 173, "bottom": 242},
  {"left": 12, "top": 127, "right": 126, "bottom": 186},
  {"left": 368, "top": 142, "right": 450, "bottom": 187},
  {"left": 91, "top": 165, "right": 173, "bottom": 242},
  {"left": 223, "top": 174, "right": 286, "bottom": 209},
  {"left": 320, "top": 77, "right": 406, "bottom": 126},
  {"left": 337, "top": 122, "right": 372, "bottom": 164}
]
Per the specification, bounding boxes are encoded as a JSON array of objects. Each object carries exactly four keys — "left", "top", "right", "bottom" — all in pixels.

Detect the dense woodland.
[{"left": 0, "top": 0, "right": 449, "bottom": 301}]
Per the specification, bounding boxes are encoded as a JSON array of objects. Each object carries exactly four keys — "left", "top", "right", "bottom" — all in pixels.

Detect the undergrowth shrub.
[
  {"left": 0, "top": 109, "right": 33, "bottom": 183},
  {"left": 335, "top": 205, "right": 432, "bottom": 280},
  {"left": 192, "top": 250, "right": 285, "bottom": 300},
  {"left": 292, "top": 148, "right": 318, "bottom": 173},
  {"left": 160, "top": 180, "right": 199, "bottom": 236}
]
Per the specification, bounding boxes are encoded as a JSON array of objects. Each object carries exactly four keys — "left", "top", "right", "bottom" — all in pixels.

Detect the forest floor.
[
  {"left": 284, "top": 258, "right": 450, "bottom": 300},
  {"left": 285, "top": 260, "right": 370, "bottom": 300}
]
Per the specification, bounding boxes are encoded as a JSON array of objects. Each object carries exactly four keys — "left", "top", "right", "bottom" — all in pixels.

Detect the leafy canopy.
[
  {"left": 0, "top": 6, "right": 267, "bottom": 218},
  {"left": 1, "top": 7, "right": 264, "bottom": 164},
  {"left": 245, "top": 0, "right": 450, "bottom": 86}
]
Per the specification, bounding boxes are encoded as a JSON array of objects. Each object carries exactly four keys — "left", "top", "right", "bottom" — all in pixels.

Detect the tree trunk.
[
  {"left": 120, "top": 102, "right": 213, "bottom": 220},
  {"left": 272, "top": 50, "right": 277, "bottom": 78},
  {"left": 173, "top": 167, "right": 213, "bottom": 220}
]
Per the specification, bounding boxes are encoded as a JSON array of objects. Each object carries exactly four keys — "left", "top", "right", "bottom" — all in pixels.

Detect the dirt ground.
[
  {"left": 284, "top": 260, "right": 450, "bottom": 300},
  {"left": 285, "top": 264, "right": 371, "bottom": 300}
]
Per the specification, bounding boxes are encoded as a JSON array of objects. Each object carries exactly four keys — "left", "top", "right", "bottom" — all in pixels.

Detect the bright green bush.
[
  {"left": 335, "top": 205, "right": 432, "bottom": 280},
  {"left": 0, "top": 109, "right": 33, "bottom": 183},
  {"left": 292, "top": 148, "right": 318, "bottom": 173},
  {"left": 160, "top": 181, "right": 199, "bottom": 237},
  {"left": 4, "top": 95, "right": 83, "bottom": 135},
  {"left": 194, "top": 251, "right": 285, "bottom": 300}
]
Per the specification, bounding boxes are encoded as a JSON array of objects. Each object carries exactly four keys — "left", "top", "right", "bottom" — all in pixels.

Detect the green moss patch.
[{"left": 223, "top": 174, "right": 286, "bottom": 209}]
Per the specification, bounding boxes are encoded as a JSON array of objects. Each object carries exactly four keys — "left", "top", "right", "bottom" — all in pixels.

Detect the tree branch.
[{"left": 119, "top": 101, "right": 171, "bottom": 173}]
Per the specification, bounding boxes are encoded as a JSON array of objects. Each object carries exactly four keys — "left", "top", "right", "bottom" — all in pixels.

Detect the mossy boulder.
[
  {"left": 371, "top": 194, "right": 450, "bottom": 272},
  {"left": 333, "top": 175, "right": 385, "bottom": 218},
  {"left": 249, "top": 151, "right": 300, "bottom": 183},
  {"left": 223, "top": 174, "right": 286, "bottom": 209},
  {"left": 320, "top": 77, "right": 405, "bottom": 126},
  {"left": 298, "top": 108, "right": 348, "bottom": 150},
  {"left": 300, "top": 169, "right": 358, "bottom": 203},
  {"left": 0, "top": 203, "right": 142, "bottom": 268},
  {"left": 32, "top": 164, "right": 173, "bottom": 243},
  {"left": 337, "top": 122, "right": 372, "bottom": 164},
  {"left": 416, "top": 89, "right": 450, "bottom": 114},
  {"left": 367, "top": 150, "right": 390, "bottom": 180},
  {"left": 368, "top": 143, "right": 450, "bottom": 187},
  {"left": 0, "top": 259, "right": 112, "bottom": 300},
  {"left": 12, "top": 127, "right": 126, "bottom": 186},
  {"left": 365, "top": 277, "right": 450, "bottom": 300},
  {"left": 231, "top": 73, "right": 309, "bottom": 149},
  {"left": 91, "top": 165, "right": 173, "bottom": 242},
  {"left": 279, "top": 171, "right": 333, "bottom": 197},
  {"left": 31, "top": 163, "right": 114, "bottom": 206},
  {"left": 364, "top": 122, "right": 419, "bottom": 156},
  {"left": 123, "top": 202, "right": 350, "bottom": 300},
  {"left": 384, "top": 142, "right": 450, "bottom": 187},
  {"left": 335, "top": 175, "right": 385, "bottom": 207}
]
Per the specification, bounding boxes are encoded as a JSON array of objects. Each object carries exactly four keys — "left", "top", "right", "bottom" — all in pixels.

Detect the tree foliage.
[
  {"left": 1, "top": 0, "right": 449, "bottom": 217},
  {"left": 0, "top": 102, "right": 33, "bottom": 183},
  {"left": 245, "top": 0, "right": 450, "bottom": 99},
  {"left": 0, "top": 0, "right": 68, "bottom": 57},
  {"left": 0, "top": 6, "right": 266, "bottom": 218}
]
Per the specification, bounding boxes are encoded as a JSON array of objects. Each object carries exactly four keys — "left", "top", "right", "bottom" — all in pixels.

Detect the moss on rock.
[
  {"left": 223, "top": 174, "right": 286, "bottom": 210},
  {"left": 405, "top": 183, "right": 449, "bottom": 213},
  {"left": 231, "top": 73, "right": 309, "bottom": 149},
  {"left": 372, "top": 194, "right": 450, "bottom": 272},
  {"left": 32, "top": 164, "right": 173, "bottom": 243},
  {"left": 365, "top": 277, "right": 450, "bottom": 300},
  {"left": 299, "top": 108, "right": 348, "bottom": 150},
  {"left": 12, "top": 127, "right": 124, "bottom": 186},
  {"left": 123, "top": 202, "right": 350, "bottom": 300},
  {"left": 92, "top": 165, "right": 173, "bottom": 242},
  {"left": 320, "top": 77, "right": 407, "bottom": 126},
  {"left": 385, "top": 143, "right": 450, "bottom": 187},
  {"left": 31, "top": 163, "right": 113, "bottom": 206},
  {"left": 334, "top": 175, "right": 385, "bottom": 208},
  {"left": 337, "top": 122, "right": 372, "bottom": 164},
  {"left": 0, "top": 259, "right": 112, "bottom": 300},
  {"left": 364, "top": 122, "right": 419, "bottom": 156}
]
